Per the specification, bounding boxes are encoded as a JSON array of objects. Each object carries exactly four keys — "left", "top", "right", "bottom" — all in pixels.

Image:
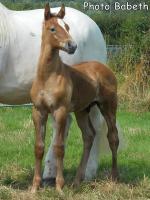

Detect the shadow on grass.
[
  {"left": 64, "top": 159, "right": 150, "bottom": 186},
  {"left": 98, "top": 160, "right": 150, "bottom": 184},
  {"left": 1, "top": 160, "right": 150, "bottom": 191}
]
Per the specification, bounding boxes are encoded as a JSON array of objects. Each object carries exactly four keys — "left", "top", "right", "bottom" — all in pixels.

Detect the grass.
[{"left": 0, "top": 107, "right": 150, "bottom": 199}]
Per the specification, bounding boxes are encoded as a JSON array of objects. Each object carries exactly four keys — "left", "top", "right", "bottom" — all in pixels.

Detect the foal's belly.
[{"left": 70, "top": 95, "right": 98, "bottom": 113}]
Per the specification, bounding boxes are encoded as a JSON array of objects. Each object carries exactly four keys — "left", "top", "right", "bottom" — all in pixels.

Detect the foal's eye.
[{"left": 50, "top": 27, "right": 56, "bottom": 33}]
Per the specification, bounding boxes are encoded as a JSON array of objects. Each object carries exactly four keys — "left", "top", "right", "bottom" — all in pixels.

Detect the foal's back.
[
  {"left": 68, "top": 61, "right": 117, "bottom": 111},
  {"left": 71, "top": 61, "right": 117, "bottom": 93}
]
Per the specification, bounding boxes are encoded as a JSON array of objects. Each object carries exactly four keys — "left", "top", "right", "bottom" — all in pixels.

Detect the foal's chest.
[
  {"left": 32, "top": 77, "right": 70, "bottom": 111},
  {"left": 36, "top": 89, "right": 55, "bottom": 109}
]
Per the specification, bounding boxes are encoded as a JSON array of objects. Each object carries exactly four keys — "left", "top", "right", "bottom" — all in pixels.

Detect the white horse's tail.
[{"left": 85, "top": 105, "right": 124, "bottom": 180}]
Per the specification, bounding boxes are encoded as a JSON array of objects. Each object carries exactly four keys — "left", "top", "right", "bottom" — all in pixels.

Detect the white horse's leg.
[
  {"left": 85, "top": 105, "right": 123, "bottom": 180},
  {"left": 42, "top": 114, "right": 72, "bottom": 186},
  {"left": 84, "top": 105, "right": 107, "bottom": 180}
]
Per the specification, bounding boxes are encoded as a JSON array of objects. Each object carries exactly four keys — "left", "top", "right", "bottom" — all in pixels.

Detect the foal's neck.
[{"left": 37, "top": 44, "right": 63, "bottom": 81}]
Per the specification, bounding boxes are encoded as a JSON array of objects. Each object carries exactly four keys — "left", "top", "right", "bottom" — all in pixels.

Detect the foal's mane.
[{"left": 0, "top": 3, "right": 16, "bottom": 47}]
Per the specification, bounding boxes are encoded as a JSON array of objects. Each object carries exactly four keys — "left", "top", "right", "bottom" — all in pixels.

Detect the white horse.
[{"left": 0, "top": 3, "right": 121, "bottom": 185}]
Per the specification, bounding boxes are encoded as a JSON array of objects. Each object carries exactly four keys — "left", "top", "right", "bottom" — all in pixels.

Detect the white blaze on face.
[{"left": 57, "top": 18, "right": 68, "bottom": 33}]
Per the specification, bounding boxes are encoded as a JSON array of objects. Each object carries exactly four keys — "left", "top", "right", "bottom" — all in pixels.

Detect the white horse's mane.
[{"left": 0, "top": 3, "right": 16, "bottom": 47}]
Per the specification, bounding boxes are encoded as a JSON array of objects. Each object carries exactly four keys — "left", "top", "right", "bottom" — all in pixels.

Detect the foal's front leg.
[
  {"left": 42, "top": 114, "right": 72, "bottom": 186},
  {"left": 31, "top": 107, "right": 48, "bottom": 193},
  {"left": 53, "top": 107, "right": 67, "bottom": 194}
]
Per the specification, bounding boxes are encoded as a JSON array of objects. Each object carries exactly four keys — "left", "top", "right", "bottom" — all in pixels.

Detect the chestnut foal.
[{"left": 30, "top": 4, "right": 119, "bottom": 194}]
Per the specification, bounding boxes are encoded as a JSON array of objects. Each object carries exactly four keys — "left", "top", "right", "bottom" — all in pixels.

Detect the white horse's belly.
[
  {"left": 0, "top": 27, "right": 41, "bottom": 104},
  {"left": 0, "top": 7, "right": 107, "bottom": 104}
]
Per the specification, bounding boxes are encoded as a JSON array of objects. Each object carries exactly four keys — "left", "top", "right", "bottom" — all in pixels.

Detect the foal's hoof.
[
  {"left": 31, "top": 186, "right": 38, "bottom": 194},
  {"left": 110, "top": 170, "right": 119, "bottom": 182},
  {"left": 42, "top": 178, "right": 56, "bottom": 187},
  {"left": 56, "top": 186, "right": 65, "bottom": 196}
]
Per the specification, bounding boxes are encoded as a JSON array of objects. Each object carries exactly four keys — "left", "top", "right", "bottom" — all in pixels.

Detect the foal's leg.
[
  {"left": 98, "top": 95, "right": 119, "bottom": 180},
  {"left": 53, "top": 107, "right": 67, "bottom": 194},
  {"left": 73, "top": 110, "right": 96, "bottom": 187},
  {"left": 31, "top": 107, "right": 48, "bottom": 193},
  {"left": 42, "top": 114, "right": 72, "bottom": 186}
]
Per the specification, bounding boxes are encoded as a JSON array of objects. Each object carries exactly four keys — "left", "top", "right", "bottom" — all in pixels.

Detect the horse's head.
[{"left": 43, "top": 3, "right": 77, "bottom": 54}]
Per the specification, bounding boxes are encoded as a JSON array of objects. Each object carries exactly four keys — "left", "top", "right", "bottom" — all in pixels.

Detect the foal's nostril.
[
  {"left": 68, "top": 41, "right": 72, "bottom": 48},
  {"left": 67, "top": 40, "right": 77, "bottom": 54}
]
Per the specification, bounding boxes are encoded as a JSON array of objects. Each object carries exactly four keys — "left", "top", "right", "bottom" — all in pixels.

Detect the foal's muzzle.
[{"left": 65, "top": 40, "right": 77, "bottom": 54}]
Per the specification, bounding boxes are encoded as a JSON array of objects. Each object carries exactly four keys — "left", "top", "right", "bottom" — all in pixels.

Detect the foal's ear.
[
  {"left": 44, "top": 3, "right": 51, "bottom": 21},
  {"left": 57, "top": 4, "right": 65, "bottom": 19}
]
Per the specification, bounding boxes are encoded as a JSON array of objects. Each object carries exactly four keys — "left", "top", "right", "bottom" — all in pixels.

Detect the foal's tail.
[{"left": 85, "top": 105, "right": 124, "bottom": 180}]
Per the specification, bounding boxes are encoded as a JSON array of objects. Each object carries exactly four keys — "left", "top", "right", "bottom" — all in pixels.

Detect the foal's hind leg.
[
  {"left": 73, "top": 110, "right": 96, "bottom": 187},
  {"left": 98, "top": 95, "right": 119, "bottom": 180}
]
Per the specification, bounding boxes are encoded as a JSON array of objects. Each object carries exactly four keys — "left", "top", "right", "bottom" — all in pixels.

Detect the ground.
[{"left": 0, "top": 107, "right": 150, "bottom": 200}]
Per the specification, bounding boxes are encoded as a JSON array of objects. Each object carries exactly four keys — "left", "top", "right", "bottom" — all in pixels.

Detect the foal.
[{"left": 30, "top": 4, "right": 119, "bottom": 193}]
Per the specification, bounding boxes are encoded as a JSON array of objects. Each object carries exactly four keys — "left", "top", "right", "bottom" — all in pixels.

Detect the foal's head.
[{"left": 43, "top": 3, "right": 77, "bottom": 54}]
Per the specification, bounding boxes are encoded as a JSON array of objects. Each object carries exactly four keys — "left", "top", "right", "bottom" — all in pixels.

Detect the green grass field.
[{"left": 0, "top": 107, "right": 150, "bottom": 200}]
